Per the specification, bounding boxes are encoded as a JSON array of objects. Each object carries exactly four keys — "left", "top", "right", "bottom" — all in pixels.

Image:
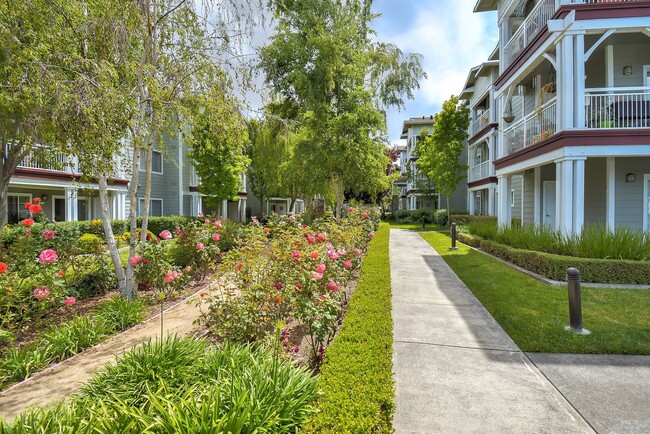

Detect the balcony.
[
  {"left": 502, "top": 98, "right": 557, "bottom": 155},
  {"left": 503, "top": 0, "right": 555, "bottom": 71},
  {"left": 585, "top": 87, "right": 650, "bottom": 129},
  {"left": 471, "top": 109, "right": 491, "bottom": 137},
  {"left": 16, "top": 148, "right": 77, "bottom": 173},
  {"left": 469, "top": 160, "right": 491, "bottom": 182}
]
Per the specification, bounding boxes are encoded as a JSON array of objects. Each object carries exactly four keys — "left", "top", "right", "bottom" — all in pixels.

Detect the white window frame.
[
  {"left": 7, "top": 193, "right": 33, "bottom": 222},
  {"left": 139, "top": 197, "right": 164, "bottom": 217},
  {"left": 139, "top": 149, "right": 163, "bottom": 174}
]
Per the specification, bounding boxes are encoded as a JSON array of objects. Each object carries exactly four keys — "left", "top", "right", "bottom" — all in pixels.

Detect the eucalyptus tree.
[
  {"left": 259, "top": 0, "right": 425, "bottom": 217},
  {"left": 417, "top": 96, "right": 470, "bottom": 221}
]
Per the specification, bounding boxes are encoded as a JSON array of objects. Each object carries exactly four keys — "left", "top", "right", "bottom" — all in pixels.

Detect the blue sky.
[{"left": 372, "top": 0, "right": 498, "bottom": 144}]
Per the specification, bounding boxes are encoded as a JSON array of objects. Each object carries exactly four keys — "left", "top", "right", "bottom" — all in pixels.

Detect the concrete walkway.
[{"left": 391, "top": 229, "right": 594, "bottom": 433}]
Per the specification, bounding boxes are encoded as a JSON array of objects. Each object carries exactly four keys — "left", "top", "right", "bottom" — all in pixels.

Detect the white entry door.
[{"left": 543, "top": 181, "right": 556, "bottom": 228}]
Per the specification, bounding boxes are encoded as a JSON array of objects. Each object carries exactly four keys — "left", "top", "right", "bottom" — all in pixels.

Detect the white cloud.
[{"left": 373, "top": 0, "right": 498, "bottom": 143}]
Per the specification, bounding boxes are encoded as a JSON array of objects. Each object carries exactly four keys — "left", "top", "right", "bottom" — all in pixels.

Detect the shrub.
[
  {"left": 3, "top": 337, "right": 319, "bottom": 433},
  {"left": 480, "top": 240, "right": 650, "bottom": 284},
  {"left": 458, "top": 232, "right": 482, "bottom": 248},
  {"left": 76, "top": 234, "right": 102, "bottom": 255},
  {"left": 302, "top": 223, "right": 394, "bottom": 433},
  {"left": 68, "top": 256, "right": 118, "bottom": 299},
  {"left": 433, "top": 209, "right": 468, "bottom": 227},
  {"left": 93, "top": 297, "right": 146, "bottom": 332},
  {"left": 0, "top": 346, "right": 52, "bottom": 385},
  {"left": 449, "top": 214, "right": 497, "bottom": 226},
  {"left": 40, "top": 316, "right": 108, "bottom": 362}
]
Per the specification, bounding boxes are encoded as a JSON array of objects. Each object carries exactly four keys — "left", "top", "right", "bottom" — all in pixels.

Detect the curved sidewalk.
[{"left": 390, "top": 229, "right": 593, "bottom": 433}]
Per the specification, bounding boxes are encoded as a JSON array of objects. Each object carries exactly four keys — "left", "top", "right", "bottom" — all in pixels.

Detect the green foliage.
[
  {"left": 93, "top": 297, "right": 146, "bottom": 333},
  {"left": 416, "top": 96, "right": 469, "bottom": 214},
  {"left": 0, "top": 346, "right": 51, "bottom": 384},
  {"left": 421, "top": 232, "right": 650, "bottom": 354},
  {"left": 76, "top": 234, "right": 102, "bottom": 255},
  {"left": 3, "top": 337, "right": 318, "bottom": 433},
  {"left": 67, "top": 256, "right": 118, "bottom": 299},
  {"left": 40, "top": 316, "right": 108, "bottom": 362},
  {"left": 303, "top": 223, "right": 394, "bottom": 433}
]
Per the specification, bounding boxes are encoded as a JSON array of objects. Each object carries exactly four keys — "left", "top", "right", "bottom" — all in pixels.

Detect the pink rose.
[
  {"left": 310, "top": 251, "right": 319, "bottom": 260},
  {"left": 196, "top": 242, "right": 204, "bottom": 251},
  {"left": 159, "top": 230, "right": 172, "bottom": 240},
  {"left": 25, "top": 229, "right": 32, "bottom": 236},
  {"left": 343, "top": 260, "right": 352, "bottom": 269},
  {"left": 311, "top": 272, "right": 323, "bottom": 281},
  {"left": 33, "top": 287, "right": 50, "bottom": 301},
  {"left": 292, "top": 250, "right": 301, "bottom": 259},
  {"left": 164, "top": 271, "right": 174, "bottom": 283},
  {"left": 348, "top": 206, "right": 354, "bottom": 212},
  {"left": 369, "top": 232, "right": 375, "bottom": 239},
  {"left": 63, "top": 296, "right": 76, "bottom": 306},
  {"left": 39, "top": 249, "right": 58, "bottom": 263},
  {"left": 354, "top": 248, "right": 362, "bottom": 255},
  {"left": 316, "top": 263, "right": 327, "bottom": 274},
  {"left": 327, "top": 250, "right": 339, "bottom": 261},
  {"left": 129, "top": 255, "right": 143, "bottom": 267},
  {"left": 337, "top": 249, "right": 347, "bottom": 256},
  {"left": 212, "top": 233, "right": 220, "bottom": 241},
  {"left": 307, "top": 235, "right": 316, "bottom": 245},
  {"left": 325, "top": 242, "right": 334, "bottom": 250},
  {"left": 42, "top": 230, "right": 55, "bottom": 240},
  {"left": 316, "top": 233, "right": 326, "bottom": 242},
  {"left": 326, "top": 281, "right": 340, "bottom": 292},
  {"left": 362, "top": 212, "right": 368, "bottom": 219},
  {"left": 214, "top": 220, "right": 223, "bottom": 229}
]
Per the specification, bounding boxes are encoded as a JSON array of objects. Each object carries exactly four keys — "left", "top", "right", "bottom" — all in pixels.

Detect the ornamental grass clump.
[{"left": 2, "top": 336, "right": 318, "bottom": 433}]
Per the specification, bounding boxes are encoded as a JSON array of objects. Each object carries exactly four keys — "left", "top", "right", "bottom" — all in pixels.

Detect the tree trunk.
[
  {"left": 446, "top": 194, "right": 450, "bottom": 227},
  {"left": 140, "top": 137, "right": 154, "bottom": 243},
  {"left": 334, "top": 176, "right": 344, "bottom": 220},
  {"left": 125, "top": 140, "right": 142, "bottom": 299},
  {"left": 0, "top": 182, "right": 9, "bottom": 230},
  {"left": 99, "top": 175, "right": 127, "bottom": 294},
  {"left": 289, "top": 197, "right": 296, "bottom": 213}
]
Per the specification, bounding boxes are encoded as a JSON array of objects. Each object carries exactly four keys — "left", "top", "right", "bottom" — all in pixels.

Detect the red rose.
[
  {"left": 21, "top": 218, "right": 35, "bottom": 227},
  {"left": 29, "top": 204, "right": 42, "bottom": 214},
  {"left": 0, "top": 262, "right": 7, "bottom": 274}
]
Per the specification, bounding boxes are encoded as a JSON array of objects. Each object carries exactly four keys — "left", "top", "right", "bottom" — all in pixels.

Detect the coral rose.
[
  {"left": 343, "top": 260, "right": 352, "bottom": 270},
  {"left": 63, "top": 296, "right": 76, "bottom": 306},
  {"left": 42, "top": 230, "right": 55, "bottom": 240},
  {"left": 21, "top": 218, "right": 35, "bottom": 227},
  {"left": 29, "top": 204, "right": 42, "bottom": 214},
  {"left": 0, "top": 262, "right": 7, "bottom": 274},
  {"left": 32, "top": 197, "right": 41, "bottom": 204},
  {"left": 310, "top": 251, "right": 319, "bottom": 260},
  {"left": 129, "top": 255, "right": 143, "bottom": 267}
]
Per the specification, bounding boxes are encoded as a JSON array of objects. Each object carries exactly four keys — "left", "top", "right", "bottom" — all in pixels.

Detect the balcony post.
[
  {"left": 559, "top": 34, "right": 575, "bottom": 130},
  {"left": 534, "top": 167, "right": 541, "bottom": 226},
  {"left": 573, "top": 158, "right": 585, "bottom": 233},
  {"left": 65, "top": 187, "right": 78, "bottom": 222},
  {"left": 497, "top": 174, "right": 511, "bottom": 227},
  {"left": 575, "top": 33, "right": 586, "bottom": 128},
  {"left": 556, "top": 158, "right": 574, "bottom": 235}
]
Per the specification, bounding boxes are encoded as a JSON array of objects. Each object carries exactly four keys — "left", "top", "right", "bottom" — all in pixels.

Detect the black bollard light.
[
  {"left": 564, "top": 267, "right": 590, "bottom": 335},
  {"left": 449, "top": 222, "right": 459, "bottom": 251}
]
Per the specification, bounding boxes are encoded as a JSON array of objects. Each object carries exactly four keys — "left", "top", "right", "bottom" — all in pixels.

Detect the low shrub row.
[
  {"left": 449, "top": 214, "right": 497, "bottom": 226},
  {"left": 390, "top": 209, "right": 467, "bottom": 226},
  {"left": 2, "top": 337, "right": 318, "bottom": 433},
  {"left": 0, "top": 297, "right": 146, "bottom": 388},
  {"left": 302, "top": 222, "right": 394, "bottom": 433},
  {"left": 479, "top": 239, "right": 650, "bottom": 284}
]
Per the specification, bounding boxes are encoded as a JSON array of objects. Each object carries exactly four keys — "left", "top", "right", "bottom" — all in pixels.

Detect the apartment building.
[
  {"left": 470, "top": 0, "right": 650, "bottom": 234},
  {"left": 398, "top": 116, "right": 468, "bottom": 212}
]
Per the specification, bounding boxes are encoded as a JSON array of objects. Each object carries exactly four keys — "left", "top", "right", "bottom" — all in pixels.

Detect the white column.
[
  {"left": 561, "top": 35, "right": 575, "bottom": 130},
  {"left": 556, "top": 159, "right": 574, "bottom": 235},
  {"left": 118, "top": 192, "right": 126, "bottom": 220},
  {"left": 488, "top": 187, "right": 496, "bottom": 216},
  {"left": 573, "top": 158, "right": 585, "bottom": 233},
  {"left": 240, "top": 197, "right": 247, "bottom": 222},
  {"left": 65, "top": 187, "right": 78, "bottom": 222},
  {"left": 534, "top": 167, "right": 541, "bottom": 226},
  {"left": 575, "top": 33, "right": 586, "bottom": 129},
  {"left": 469, "top": 190, "right": 475, "bottom": 215},
  {"left": 222, "top": 199, "right": 228, "bottom": 220},
  {"left": 606, "top": 157, "right": 616, "bottom": 230},
  {"left": 497, "top": 175, "right": 511, "bottom": 227},
  {"left": 606, "top": 45, "right": 614, "bottom": 88}
]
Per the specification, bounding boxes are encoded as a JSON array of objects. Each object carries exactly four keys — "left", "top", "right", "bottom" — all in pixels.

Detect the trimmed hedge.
[
  {"left": 458, "top": 232, "right": 482, "bottom": 248},
  {"left": 449, "top": 214, "right": 497, "bottom": 226},
  {"left": 480, "top": 239, "right": 650, "bottom": 284},
  {"left": 302, "top": 223, "right": 394, "bottom": 433}
]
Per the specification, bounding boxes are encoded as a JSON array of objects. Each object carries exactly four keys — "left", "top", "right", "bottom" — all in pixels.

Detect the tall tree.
[
  {"left": 260, "top": 0, "right": 425, "bottom": 217},
  {"left": 417, "top": 96, "right": 470, "bottom": 222}
]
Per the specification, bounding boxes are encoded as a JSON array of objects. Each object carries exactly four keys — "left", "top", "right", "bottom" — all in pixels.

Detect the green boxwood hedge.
[
  {"left": 302, "top": 222, "right": 394, "bottom": 433},
  {"left": 479, "top": 239, "right": 650, "bottom": 284}
]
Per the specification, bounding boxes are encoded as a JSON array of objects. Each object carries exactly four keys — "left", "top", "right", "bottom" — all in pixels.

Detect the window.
[
  {"left": 139, "top": 149, "right": 163, "bottom": 174},
  {"left": 7, "top": 194, "right": 32, "bottom": 224},
  {"left": 139, "top": 198, "right": 163, "bottom": 217}
]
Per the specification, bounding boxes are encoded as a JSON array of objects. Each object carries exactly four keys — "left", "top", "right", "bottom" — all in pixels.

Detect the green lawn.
[
  {"left": 384, "top": 221, "right": 443, "bottom": 231},
  {"left": 420, "top": 232, "right": 650, "bottom": 355}
]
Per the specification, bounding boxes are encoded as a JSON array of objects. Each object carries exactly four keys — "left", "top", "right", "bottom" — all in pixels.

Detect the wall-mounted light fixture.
[
  {"left": 623, "top": 65, "right": 633, "bottom": 76},
  {"left": 625, "top": 173, "right": 636, "bottom": 183},
  {"left": 40, "top": 194, "right": 49, "bottom": 201}
]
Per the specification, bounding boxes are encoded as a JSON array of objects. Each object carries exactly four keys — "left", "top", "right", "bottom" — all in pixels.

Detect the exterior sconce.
[
  {"left": 40, "top": 194, "right": 48, "bottom": 201},
  {"left": 625, "top": 173, "right": 636, "bottom": 183},
  {"left": 623, "top": 66, "right": 632, "bottom": 76}
]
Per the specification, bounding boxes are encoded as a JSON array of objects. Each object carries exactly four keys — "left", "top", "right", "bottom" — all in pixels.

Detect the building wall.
[
  {"left": 511, "top": 175, "right": 523, "bottom": 220},
  {"left": 613, "top": 44, "right": 650, "bottom": 88},
  {"left": 585, "top": 158, "right": 607, "bottom": 226},
  {"left": 615, "top": 157, "right": 650, "bottom": 231}
]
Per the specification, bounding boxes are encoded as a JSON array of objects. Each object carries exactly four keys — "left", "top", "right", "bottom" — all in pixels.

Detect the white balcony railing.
[
  {"left": 503, "top": 0, "right": 555, "bottom": 70},
  {"left": 502, "top": 98, "right": 557, "bottom": 155},
  {"left": 565, "top": 0, "right": 643, "bottom": 4},
  {"left": 470, "top": 160, "right": 491, "bottom": 182},
  {"left": 585, "top": 87, "right": 650, "bottom": 129},
  {"left": 15, "top": 148, "right": 75, "bottom": 173},
  {"left": 471, "top": 109, "right": 491, "bottom": 137}
]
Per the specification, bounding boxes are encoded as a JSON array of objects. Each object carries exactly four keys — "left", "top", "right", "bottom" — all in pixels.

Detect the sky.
[{"left": 372, "top": 0, "right": 498, "bottom": 144}]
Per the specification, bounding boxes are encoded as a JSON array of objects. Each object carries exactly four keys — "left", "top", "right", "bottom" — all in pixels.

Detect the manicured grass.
[
  {"left": 302, "top": 222, "right": 394, "bottom": 433},
  {"left": 420, "top": 232, "right": 650, "bottom": 355},
  {"left": 385, "top": 221, "right": 443, "bottom": 231}
]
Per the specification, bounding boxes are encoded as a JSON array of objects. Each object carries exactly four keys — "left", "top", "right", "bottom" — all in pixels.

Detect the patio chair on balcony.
[{"left": 611, "top": 100, "right": 650, "bottom": 128}]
